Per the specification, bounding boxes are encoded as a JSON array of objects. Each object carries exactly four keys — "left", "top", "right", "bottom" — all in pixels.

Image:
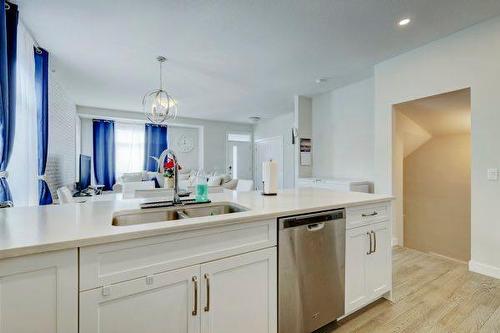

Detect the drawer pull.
[
  {"left": 372, "top": 231, "right": 377, "bottom": 253},
  {"left": 192, "top": 276, "right": 198, "bottom": 316},
  {"left": 204, "top": 274, "right": 210, "bottom": 312},
  {"left": 362, "top": 211, "right": 378, "bottom": 217},
  {"left": 366, "top": 232, "right": 373, "bottom": 255}
]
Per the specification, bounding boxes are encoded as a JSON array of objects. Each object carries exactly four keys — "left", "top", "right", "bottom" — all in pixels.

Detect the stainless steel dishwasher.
[{"left": 278, "top": 209, "right": 345, "bottom": 333}]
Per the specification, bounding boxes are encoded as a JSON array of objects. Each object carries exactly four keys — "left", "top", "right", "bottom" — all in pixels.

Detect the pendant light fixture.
[{"left": 143, "top": 56, "right": 178, "bottom": 123}]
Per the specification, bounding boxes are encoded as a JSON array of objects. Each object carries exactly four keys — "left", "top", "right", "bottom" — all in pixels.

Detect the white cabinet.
[
  {"left": 345, "top": 226, "right": 370, "bottom": 312},
  {"left": 366, "top": 222, "right": 391, "bottom": 298},
  {"left": 0, "top": 249, "right": 78, "bottom": 333},
  {"left": 80, "top": 265, "right": 200, "bottom": 333},
  {"left": 80, "top": 247, "right": 277, "bottom": 333},
  {"left": 345, "top": 219, "right": 391, "bottom": 314},
  {"left": 200, "top": 247, "right": 277, "bottom": 333},
  {"left": 80, "top": 219, "right": 276, "bottom": 290}
]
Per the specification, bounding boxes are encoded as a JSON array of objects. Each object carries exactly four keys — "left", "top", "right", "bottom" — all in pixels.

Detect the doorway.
[
  {"left": 226, "top": 132, "right": 253, "bottom": 180},
  {"left": 254, "top": 136, "right": 284, "bottom": 191},
  {"left": 392, "top": 88, "right": 471, "bottom": 262}
]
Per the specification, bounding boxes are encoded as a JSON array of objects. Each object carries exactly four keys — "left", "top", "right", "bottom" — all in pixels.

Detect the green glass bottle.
[{"left": 195, "top": 170, "right": 208, "bottom": 202}]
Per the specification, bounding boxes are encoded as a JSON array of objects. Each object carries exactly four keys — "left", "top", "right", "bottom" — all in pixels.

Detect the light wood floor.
[{"left": 322, "top": 246, "right": 500, "bottom": 333}]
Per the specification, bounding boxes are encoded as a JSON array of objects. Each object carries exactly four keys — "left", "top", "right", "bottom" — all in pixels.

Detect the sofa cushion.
[
  {"left": 222, "top": 178, "right": 238, "bottom": 190},
  {"left": 121, "top": 172, "right": 144, "bottom": 182},
  {"left": 207, "top": 176, "right": 223, "bottom": 186},
  {"left": 220, "top": 174, "right": 232, "bottom": 184}
]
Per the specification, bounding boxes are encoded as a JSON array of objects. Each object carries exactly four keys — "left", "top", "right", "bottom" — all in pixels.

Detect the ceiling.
[
  {"left": 396, "top": 88, "right": 471, "bottom": 135},
  {"left": 17, "top": 0, "right": 500, "bottom": 123}
]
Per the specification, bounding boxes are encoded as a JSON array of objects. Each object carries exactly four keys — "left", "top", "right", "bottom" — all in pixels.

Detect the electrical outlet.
[{"left": 487, "top": 168, "right": 498, "bottom": 181}]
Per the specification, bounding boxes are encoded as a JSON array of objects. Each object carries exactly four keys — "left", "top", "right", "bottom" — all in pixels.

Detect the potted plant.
[{"left": 163, "top": 158, "right": 182, "bottom": 189}]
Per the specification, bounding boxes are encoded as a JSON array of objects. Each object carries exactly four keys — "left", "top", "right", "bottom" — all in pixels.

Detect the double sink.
[{"left": 112, "top": 202, "right": 249, "bottom": 226}]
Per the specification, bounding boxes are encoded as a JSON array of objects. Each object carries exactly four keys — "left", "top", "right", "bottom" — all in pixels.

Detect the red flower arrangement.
[{"left": 163, "top": 158, "right": 182, "bottom": 178}]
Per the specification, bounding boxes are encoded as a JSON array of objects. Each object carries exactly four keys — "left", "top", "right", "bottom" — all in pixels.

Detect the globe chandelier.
[{"left": 143, "top": 56, "right": 178, "bottom": 123}]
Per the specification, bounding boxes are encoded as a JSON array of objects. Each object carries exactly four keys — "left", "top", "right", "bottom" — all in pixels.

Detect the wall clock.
[{"left": 176, "top": 134, "right": 195, "bottom": 153}]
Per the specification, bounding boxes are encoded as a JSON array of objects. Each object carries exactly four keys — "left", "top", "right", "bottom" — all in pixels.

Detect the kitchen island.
[{"left": 0, "top": 188, "right": 393, "bottom": 333}]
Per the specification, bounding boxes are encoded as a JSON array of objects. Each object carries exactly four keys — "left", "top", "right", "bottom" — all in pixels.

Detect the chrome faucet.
[{"left": 159, "top": 148, "right": 182, "bottom": 205}]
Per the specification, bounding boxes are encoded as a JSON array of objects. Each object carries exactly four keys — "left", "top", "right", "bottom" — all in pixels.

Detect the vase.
[{"left": 164, "top": 176, "right": 174, "bottom": 189}]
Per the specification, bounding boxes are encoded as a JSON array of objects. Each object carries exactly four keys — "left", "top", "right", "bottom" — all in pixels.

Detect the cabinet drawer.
[
  {"left": 80, "top": 219, "right": 276, "bottom": 291},
  {"left": 80, "top": 265, "right": 199, "bottom": 333},
  {"left": 346, "top": 203, "right": 389, "bottom": 229}
]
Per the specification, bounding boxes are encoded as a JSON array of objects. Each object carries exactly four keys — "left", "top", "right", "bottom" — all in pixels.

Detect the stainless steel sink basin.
[
  {"left": 112, "top": 202, "right": 248, "bottom": 226},
  {"left": 112, "top": 209, "right": 183, "bottom": 226},
  {"left": 179, "top": 202, "right": 247, "bottom": 218}
]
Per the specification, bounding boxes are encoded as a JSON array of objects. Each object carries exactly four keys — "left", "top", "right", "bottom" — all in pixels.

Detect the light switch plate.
[{"left": 487, "top": 168, "right": 498, "bottom": 181}]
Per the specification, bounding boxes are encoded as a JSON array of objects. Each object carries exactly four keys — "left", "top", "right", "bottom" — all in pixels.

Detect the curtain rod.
[{"left": 21, "top": 19, "right": 43, "bottom": 54}]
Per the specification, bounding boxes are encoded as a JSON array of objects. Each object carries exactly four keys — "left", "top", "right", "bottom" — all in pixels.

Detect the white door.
[
  {"left": 0, "top": 249, "right": 78, "bottom": 333},
  {"left": 366, "top": 222, "right": 391, "bottom": 299},
  {"left": 200, "top": 247, "right": 277, "bottom": 333},
  {"left": 254, "top": 136, "right": 284, "bottom": 190},
  {"left": 226, "top": 141, "right": 253, "bottom": 180},
  {"left": 345, "top": 226, "right": 371, "bottom": 314},
  {"left": 80, "top": 265, "right": 200, "bottom": 333}
]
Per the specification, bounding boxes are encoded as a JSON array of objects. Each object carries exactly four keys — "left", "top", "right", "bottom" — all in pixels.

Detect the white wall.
[
  {"left": 393, "top": 111, "right": 432, "bottom": 245},
  {"left": 311, "top": 78, "right": 374, "bottom": 180},
  {"left": 46, "top": 72, "right": 77, "bottom": 197},
  {"left": 77, "top": 106, "right": 253, "bottom": 175},
  {"left": 253, "top": 112, "right": 295, "bottom": 189},
  {"left": 374, "top": 16, "right": 500, "bottom": 278},
  {"left": 167, "top": 126, "right": 200, "bottom": 171},
  {"left": 404, "top": 134, "right": 471, "bottom": 262}
]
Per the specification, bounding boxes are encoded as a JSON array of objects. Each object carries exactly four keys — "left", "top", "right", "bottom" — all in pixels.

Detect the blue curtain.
[
  {"left": 144, "top": 123, "right": 168, "bottom": 172},
  {"left": 34, "top": 47, "right": 52, "bottom": 205},
  {"left": 93, "top": 119, "right": 116, "bottom": 191},
  {"left": 0, "top": 1, "right": 18, "bottom": 204}
]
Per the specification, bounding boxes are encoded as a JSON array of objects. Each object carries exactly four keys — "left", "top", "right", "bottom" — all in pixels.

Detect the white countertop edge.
[{"left": 0, "top": 189, "right": 393, "bottom": 260}]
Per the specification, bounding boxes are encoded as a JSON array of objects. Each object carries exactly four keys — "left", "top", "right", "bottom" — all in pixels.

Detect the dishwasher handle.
[
  {"left": 279, "top": 209, "right": 344, "bottom": 229},
  {"left": 307, "top": 222, "right": 325, "bottom": 232}
]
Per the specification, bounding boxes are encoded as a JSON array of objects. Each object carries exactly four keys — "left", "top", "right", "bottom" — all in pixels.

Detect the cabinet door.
[
  {"left": 80, "top": 265, "right": 200, "bottom": 333},
  {"left": 200, "top": 247, "right": 277, "bottom": 333},
  {"left": 345, "top": 226, "right": 371, "bottom": 314},
  {"left": 366, "top": 222, "right": 391, "bottom": 299},
  {"left": 0, "top": 249, "right": 78, "bottom": 333}
]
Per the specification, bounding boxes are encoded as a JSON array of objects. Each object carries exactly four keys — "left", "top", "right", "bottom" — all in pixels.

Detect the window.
[
  {"left": 115, "top": 122, "right": 145, "bottom": 178},
  {"left": 227, "top": 132, "right": 251, "bottom": 142},
  {"left": 8, "top": 23, "right": 38, "bottom": 206}
]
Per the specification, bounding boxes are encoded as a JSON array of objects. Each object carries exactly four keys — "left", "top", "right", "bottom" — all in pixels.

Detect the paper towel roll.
[{"left": 262, "top": 160, "right": 278, "bottom": 194}]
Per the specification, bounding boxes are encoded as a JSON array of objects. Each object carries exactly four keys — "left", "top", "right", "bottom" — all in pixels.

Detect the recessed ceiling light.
[
  {"left": 398, "top": 18, "right": 411, "bottom": 26},
  {"left": 316, "top": 78, "right": 328, "bottom": 84}
]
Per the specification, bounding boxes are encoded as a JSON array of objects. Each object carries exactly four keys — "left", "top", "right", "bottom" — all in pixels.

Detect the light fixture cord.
[{"left": 159, "top": 61, "right": 163, "bottom": 90}]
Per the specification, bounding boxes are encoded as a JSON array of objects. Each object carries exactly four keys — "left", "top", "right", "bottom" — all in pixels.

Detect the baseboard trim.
[
  {"left": 428, "top": 252, "right": 467, "bottom": 265},
  {"left": 469, "top": 260, "right": 500, "bottom": 279},
  {"left": 391, "top": 237, "right": 399, "bottom": 247}
]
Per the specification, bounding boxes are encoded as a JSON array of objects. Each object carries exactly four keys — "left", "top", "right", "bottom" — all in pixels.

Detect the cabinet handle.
[
  {"left": 366, "top": 232, "right": 372, "bottom": 255},
  {"left": 372, "top": 231, "right": 377, "bottom": 253},
  {"left": 192, "top": 276, "right": 198, "bottom": 316},
  {"left": 204, "top": 273, "right": 210, "bottom": 312},
  {"left": 362, "top": 211, "right": 378, "bottom": 217}
]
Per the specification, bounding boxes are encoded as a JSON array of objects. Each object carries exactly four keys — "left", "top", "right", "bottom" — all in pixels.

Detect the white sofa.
[{"left": 113, "top": 170, "right": 241, "bottom": 193}]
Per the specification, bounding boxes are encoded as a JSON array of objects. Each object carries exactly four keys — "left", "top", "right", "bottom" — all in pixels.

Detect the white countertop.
[{"left": 0, "top": 188, "right": 392, "bottom": 260}]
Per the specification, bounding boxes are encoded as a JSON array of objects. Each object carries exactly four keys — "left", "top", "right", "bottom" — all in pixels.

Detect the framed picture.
[{"left": 300, "top": 138, "right": 312, "bottom": 166}]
